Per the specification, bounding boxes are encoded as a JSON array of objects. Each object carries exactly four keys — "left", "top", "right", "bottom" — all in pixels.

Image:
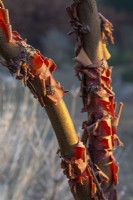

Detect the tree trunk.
[{"left": 67, "top": 0, "right": 123, "bottom": 199}]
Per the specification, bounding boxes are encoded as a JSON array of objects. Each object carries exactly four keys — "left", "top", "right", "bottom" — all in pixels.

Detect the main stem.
[
  {"left": 70, "top": 0, "right": 122, "bottom": 199},
  {"left": 77, "top": 0, "right": 113, "bottom": 188}
]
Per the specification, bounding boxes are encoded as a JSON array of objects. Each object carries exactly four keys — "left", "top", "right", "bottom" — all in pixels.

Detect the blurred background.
[{"left": 0, "top": 0, "right": 133, "bottom": 199}]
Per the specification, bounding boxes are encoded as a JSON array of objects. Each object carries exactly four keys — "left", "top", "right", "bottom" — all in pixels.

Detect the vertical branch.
[{"left": 67, "top": 0, "right": 123, "bottom": 199}]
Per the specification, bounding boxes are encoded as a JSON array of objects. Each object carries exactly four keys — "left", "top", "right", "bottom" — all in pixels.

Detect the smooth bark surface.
[{"left": 77, "top": 0, "right": 110, "bottom": 63}]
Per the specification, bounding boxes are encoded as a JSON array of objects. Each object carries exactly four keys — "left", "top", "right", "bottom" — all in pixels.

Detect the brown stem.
[
  {"left": 77, "top": 0, "right": 110, "bottom": 63},
  {"left": 78, "top": 0, "right": 114, "bottom": 191},
  {"left": 44, "top": 98, "right": 78, "bottom": 156},
  {"left": 69, "top": 0, "right": 122, "bottom": 199}
]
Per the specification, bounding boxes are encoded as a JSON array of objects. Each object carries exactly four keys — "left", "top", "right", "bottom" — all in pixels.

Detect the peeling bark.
[
  {"left": 0, "top": 1, "right": 123, "bottom": 199},
  {"left": 67, "top": 0, "right": 123, "bottom": 199}
]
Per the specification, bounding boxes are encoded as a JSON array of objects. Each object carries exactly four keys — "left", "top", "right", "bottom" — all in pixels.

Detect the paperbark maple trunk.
[
  {"left": 77, "top": 0, "right": 113, "bottom": 192},
  {"left": 67, "top": 0, "right": 123, "bottom": 199}
]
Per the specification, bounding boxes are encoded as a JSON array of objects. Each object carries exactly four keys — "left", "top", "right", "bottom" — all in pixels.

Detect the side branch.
[{"left": 0, "top": 3, "right": 101, "bottom": 200}]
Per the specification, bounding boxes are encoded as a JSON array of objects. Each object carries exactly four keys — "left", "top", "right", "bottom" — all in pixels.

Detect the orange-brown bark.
[{"left": 67, "top": 0, "right": 123, "bottom": 199}]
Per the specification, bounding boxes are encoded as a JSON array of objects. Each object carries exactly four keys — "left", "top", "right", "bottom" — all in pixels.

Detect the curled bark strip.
[
  {"left": 0, "top": 7, "right": 9, "bottom": 39},
  {"left": 61, "top": 140, "right": 109, "bottom": 199},
  {"left": 0, "top": 1, "right": 4, "bottom": 8},
  {"left": 0, "top": 8, "right": 67, "bottom": 106},
  {"left": 67, "top": 1, "right": 123, "bottom": 199},
  {"left": 61, "top": 141, "right": 97, "bottom": 198},
  {"left": 99, "top": 13, "right": 114, "bottom": 45},
  {"left": 67, "top": 3, "right": 90, "bottom": 37}
]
